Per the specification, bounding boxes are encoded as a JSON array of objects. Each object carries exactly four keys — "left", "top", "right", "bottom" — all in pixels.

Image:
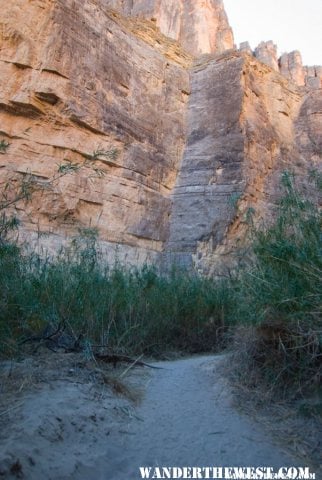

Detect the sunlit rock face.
[
  {"left": 104, "top": 0, "right": 235, "bottom": 56},
  {"left": 280, "top": 51, "right": 306, "bottom": 86},
  {"left": 254, "top": 41, "right": 279, "bottom": 71},
  {"left": 0, "top": 0, "right": 321, "bottom": 272},
  {"left": 240, "top": 43, "right": 322, "bottom": 90},
  {"left": 0, "top": 0, "right": 192, "bottom": 264}
]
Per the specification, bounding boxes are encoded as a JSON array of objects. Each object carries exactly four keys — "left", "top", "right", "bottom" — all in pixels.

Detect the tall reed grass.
[
  {"left": 231, "top": 171, "right": 321, "bottom": 397},
  {"left": 0, "top": 230, "right": 234, "bottom": 357}
]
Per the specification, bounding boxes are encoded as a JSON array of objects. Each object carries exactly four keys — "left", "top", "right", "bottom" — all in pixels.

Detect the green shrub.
[
  {"left": 0, "top": 232, "right": 234, "bottom": 357},
  {"left": 231, "top": 172, "right": 321, "bottom": 397}
]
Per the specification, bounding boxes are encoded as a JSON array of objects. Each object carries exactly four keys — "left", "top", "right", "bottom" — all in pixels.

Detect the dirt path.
[
  {"left": 77, "top": 355, "right": 297, "bottom": 479},
  {"left": 0, "top": 355, "right": 300, "bottom": 479}
]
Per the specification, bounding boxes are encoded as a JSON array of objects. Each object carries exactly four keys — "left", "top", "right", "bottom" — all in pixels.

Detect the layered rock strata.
[
  {"left": 0, "top": 0, "right": 321, "bottom": 272},
  {"left": 0, "top": 0, "right": 192, "bottom": 264}
]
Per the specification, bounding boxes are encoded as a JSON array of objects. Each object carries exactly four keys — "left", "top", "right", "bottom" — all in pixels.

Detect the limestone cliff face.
[
  {"left": 0, "top": 0, "right": 321, "bottom": 271},
  {"left": 104, "top": 0, "right": 234, "bottom": 56},
  {"left": 0, "top": 0, "right": 191, "bottom": 263}
]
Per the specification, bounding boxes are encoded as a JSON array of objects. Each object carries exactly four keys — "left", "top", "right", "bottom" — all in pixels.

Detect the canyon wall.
[
  {"left": 0, "top": 0, "right": 192, "bottom": 264},
  {"left": 0, "top": 0, "right": 321, "bottom": 272},
  {"left": 165, "top": 52, "right": 321, "bottom": 273}
]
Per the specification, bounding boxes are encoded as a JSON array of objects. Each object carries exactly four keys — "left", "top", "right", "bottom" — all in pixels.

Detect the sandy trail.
[
  {"left": 1, "top": 355, "right": 300, "bottom": 479},
  {"left": 77, "top": 355, "right": 296, "bottom": 479}
]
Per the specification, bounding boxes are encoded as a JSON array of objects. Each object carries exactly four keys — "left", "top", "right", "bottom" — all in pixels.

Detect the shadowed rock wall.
[{"left": 165, "top": 52, "right": 321, "bottom": 273}]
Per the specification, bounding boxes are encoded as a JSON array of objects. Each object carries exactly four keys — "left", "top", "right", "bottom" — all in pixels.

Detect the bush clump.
[
  {"left": 231, "top": 172, "right": 321, "bottom": 397},
  {"left": 0, "top": 231, "right": 234, "bottom": 357}
]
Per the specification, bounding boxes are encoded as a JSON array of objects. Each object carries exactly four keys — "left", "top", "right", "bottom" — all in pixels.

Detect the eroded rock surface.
[
  {"left": 105, "top": 0, "right": 235, "bottom": 56},
  {"left": 240, "top": 42, "right": 322, "bottom": 90},
  {"left": 166, "top": 52, "right": 322, "bottom": 273},
  {"left": 280, "top": 51, "right": 306, "bottom": 86},
  {"left": 0, "top": 0, "right": 192, "bottom": 263},
  {"left": 0, "top": 0, "right": 321, "bottom": 272},
  {"left": 254, "top": 41, "right": 279, "bottom": 71}
]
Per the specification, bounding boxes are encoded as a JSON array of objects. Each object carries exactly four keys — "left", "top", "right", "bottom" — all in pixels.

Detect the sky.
[{"left": 224, "top": 0, "right": 322, "bottom": 66}]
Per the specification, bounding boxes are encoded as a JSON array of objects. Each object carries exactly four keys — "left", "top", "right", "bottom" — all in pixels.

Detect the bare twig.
[
  {"left": 94, "top": 353, "right": 163, "bottom": 370},
  {"left": 0, "top": 402, "right": 24, "bottom": 417}
]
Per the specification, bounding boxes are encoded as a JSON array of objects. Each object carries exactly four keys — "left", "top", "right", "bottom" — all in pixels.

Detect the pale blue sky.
[{"left": 224, "top": 0, "right": 322, "bottom": 66}]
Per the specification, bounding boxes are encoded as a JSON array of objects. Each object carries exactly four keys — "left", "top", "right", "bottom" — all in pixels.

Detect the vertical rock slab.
[
  {"left": 254, "top": 41, "right": 279, "bottom": 71},
  {"left": 296, "top": 89, "right": 322, "bottom": 168},
  {"left": 165, "top": 53, "right": 245, "bottom": 269},
  {"left": 164, "top": 51, "right": 321, "bottom": 274},
  {"left": 279, "top": 51, "right": 306, "bottom": 86}
]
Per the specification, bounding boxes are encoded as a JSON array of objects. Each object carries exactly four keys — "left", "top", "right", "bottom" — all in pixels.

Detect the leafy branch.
[{"left": 0, "top": 139, "right": 10, "bottom": 153}]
